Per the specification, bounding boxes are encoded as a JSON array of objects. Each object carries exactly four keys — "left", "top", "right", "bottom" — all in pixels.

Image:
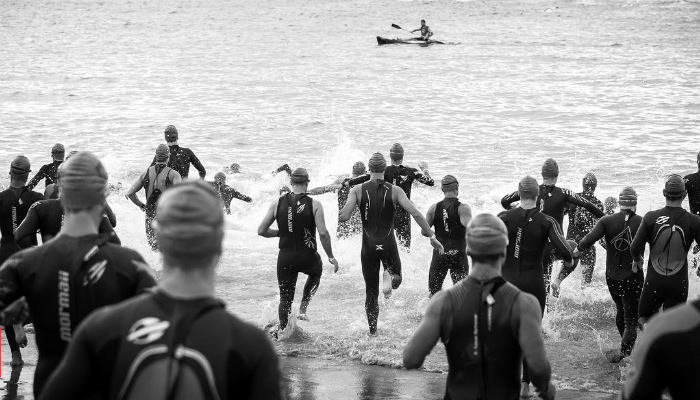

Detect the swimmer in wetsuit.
[
  {"left": 424, "top": 175, "right": 472, "bottom": 296},
  {"left": 339, "top": 153, "right": 443, "bottom": 335},
  {"left": 410, "top": 20, "right": 434, "bottom": 41},
  {"left": 554, "top": 187, "right": 643, "bottom": 363},
  {"left": 683, "top": 151, "right": 700, "bottom": 270},
  {"left": 40, "top": 181, "right": 283, "bottom": 400},
  {"left": 210, "top": 172, "right": 252, "bottom": 214},
  {"left": 498, "top": 176, "right": 573, "bottom": 397},
  {"left": 0, "top": 152, "right": 156, "bottom": 398},
  {"left": 26, "top": 143, "right": 64, "bottom": 190},
  {"left": 150, "top": 125, "right": 206, "bottom": 179},
  {"left": 346, "top": 143, "right": 434, "bottom": 250},
  {"left": 564, "top": 172, "right": 604, "bottom": 285},
  {"left": 403, "top": 213, "right": 555, "bottom": 400},
  {"left": 501, "top": 158, "right": 603, "bottom": 305},
  {"left": 630, "top": 174, "right": 700, "bottom": 328},
  {"left": 258, "top": 168, "right": 339, "bottom": 335}
]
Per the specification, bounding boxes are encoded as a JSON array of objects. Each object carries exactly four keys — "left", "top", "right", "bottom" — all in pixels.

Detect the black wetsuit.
[
  {"left": 211, "top": 182, "right": 252, "bottom": 214},
  {"left": 562, "top": 210, "right": 643, "bottom": 357},
  {"left": 439, "top": 276, "right": 524, "bottom": 400},
  {"left": 349, "top": 166, "right": 433, "bottom": 249},
  {"left": 275, "top": 193, "right": 322, "bottom": 330},
  {"left": 15, "top": 199, "right": 120, "bottom": 249},
  {"left": 564, "top": 191, "right": 603, "bottom": 283},
  {"left": 0, "top": 234, "right": 156, "bottom": 397},
  {"left": 135, "top": 165, "right": 180, "bottom": 251},
  {"left": 621, "top": 299, "right": 700, "bottom": 400},
  {"left": 501, "top": 185, "right": 603, "bottom": 301},
  {"left": 359, "top": 179, "right": 402, "bottom": 334},
  {"left": 150, "top": 144, "right": 206, "bottom": 179},
  {"left": 630, "top": 206, "right": 700, "bottom": 321},
  {"left": 684, "top": 171, "right": 700, "bottom": 216},
  {"left": 429, "top": 198, "right": 468, "bottom": 296},
  {"left": 39, "top": 290, "right": 283, "bottom": 400},
  {"left": 27, "top": 160, "right": 62, "bottom": 190},
  {"left": 337, "top": 178, "right": 362, "bottom": 239}
]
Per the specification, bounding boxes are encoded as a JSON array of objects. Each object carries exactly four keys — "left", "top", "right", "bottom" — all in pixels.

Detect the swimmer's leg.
[
  {"left": 428, "top": 254, "right": 448, "bottom": 297},
  {"left": 5, "top": 324, "right": 23, "bottom": 366},
  {"left": 299, "top": 255, "right": 323, "bottom": 319},
  {"left": 277, "top": 256, "right": 299, "bottom": 331},
  {"left": 362, "top": 245, "right": 381, "bottom": 335}
]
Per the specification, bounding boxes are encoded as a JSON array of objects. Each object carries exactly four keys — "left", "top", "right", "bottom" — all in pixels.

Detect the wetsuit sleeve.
[
  {"left": 273, "top": 164, "right": 292, "bottom": 175},
  {"left": 98, "top": 217, "right": 121, "bottom": 245},
  {"left": 129, "top": 254, "right": 157, "bottom": 293},
  {"left": 0, "top": 254, "right": 25, "bottom": 317},
  {"left": 230, "top": 188, "right": 252, "bottom": 203},
  {"left": 242, "top": 334, "right": 285, "bottom": 400},
  {"left": 515, "top": 293, "right": 553, "bottom": 397},
  {"left": 577, "top": 218, "right": 606, "bottom": 252},
  {"left": 630, "top": 214, "right": 651, "bottom": 261},
  {"left": 544, "top": 215, "right": 573, "bottom": 263},
  {"left": 403, "top": 291, "right": 446, "bottom": 369},
  {"left": 412, "top": 168, "right": 434, "bottom": 186},
  {"left": 564, "top": 190, "right": 604, "bottom": 218},
  {"left": 15, "top": 204, "right": 40, "bottom": 249},
  {"left": 188, "top": 149, "right": 206, "bottom": 179},
  {"left": 37, "top": 310, "right": 104, "bottom": 400},
  {"left": 346, "top": 173, "right": 370, "bottom": 187},
  {"left": 104, "top": 203, "right": 117, "bottom": 228},
  {"left": 26, "top": 165, "right": 47, "bottom": 190},
  {"left": 501, "top": 191, "right": 520, "bottom": 210}
]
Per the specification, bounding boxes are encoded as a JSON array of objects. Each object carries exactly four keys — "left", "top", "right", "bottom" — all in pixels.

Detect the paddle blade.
[{"left": 391, "top": 24, "right": 402, "bottom": 30}]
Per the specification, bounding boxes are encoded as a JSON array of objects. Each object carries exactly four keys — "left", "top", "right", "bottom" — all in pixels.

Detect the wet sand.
[{"left": 1, "top": 331, "right": 617, "bottom": 399}]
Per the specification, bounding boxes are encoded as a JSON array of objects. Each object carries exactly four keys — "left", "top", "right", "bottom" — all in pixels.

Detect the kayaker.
[{"left": 411, "top": 20, "right": 433, "bottom": 41}]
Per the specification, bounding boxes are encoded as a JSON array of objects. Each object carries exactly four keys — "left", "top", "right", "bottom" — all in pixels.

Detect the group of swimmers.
[{"left": 1, "top": 126, "right": 700, "bottom": 399}]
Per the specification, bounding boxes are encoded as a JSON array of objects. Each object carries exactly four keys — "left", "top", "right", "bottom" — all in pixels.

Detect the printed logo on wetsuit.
[
  {"left": 58, "top": 270, "right": 71, "bottom": 341},
  {"left": 375, "top": 245, "right": 384, "bottom": 251},
  {"left": 296, "top": 203, "right": 306, "bottom": 214},
  {"left": 655, "top": 216, "right": 670, "bottom": 225},
  {"left": 127, "top": 318, "right": 171, "bottom": 345},
  {"left": 445, "top": 250, "right": 459, "bottom": 256},
  {"left": 442, "top": 209, "right": 450, "bottom": 233},
  {"left": 287, "top": 206, "right": 293, "bottom": 232},
  {"left": 612, "top": 226, "right": 633, "bottom": 252},
  {"left": 303, "top": 228, "right": 316, "bottom": 249},
  {"left": 83, "top": 260, "right": 107, "bottom": 286}
]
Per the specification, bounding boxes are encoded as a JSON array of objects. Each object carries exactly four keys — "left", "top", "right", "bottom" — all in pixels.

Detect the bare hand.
[
  {"left": 430, "top": 237, "right": 444, "bottom": 254},
  {"left": 417, "top": 161, "right": 429, "bottom": 171},
  {"left": 632, "top": 258, "right": 641, "bottom": 273},
  {"left": 551, "top": 280, "right": 561, "bottom": 298},
  {"left": 329, "top": 258, "right": 339, "bottom": 273},
  {"left": 572, "top": 247, "right": 580, "bottom": 258}
]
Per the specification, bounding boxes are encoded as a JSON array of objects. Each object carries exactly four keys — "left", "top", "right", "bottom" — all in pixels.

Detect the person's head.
[
  {"left": 155, "top": 181, "right": 224, "bottom": 271},
  {"left": 58, "top": 151, "right": 108, "bottom": 216},
  {"left": 66, "top": 150, "right": 80, "bottom": 160},
  {"left": 229, "top": 163, "right": 241, "bottom": 174},
  {"left": 663, "top": 174, "right": 686, "bottom": 202},
  {"left": 604, "top": 196, "right": 618, "bottom": 214},
  {"left": 421, "top": 20, "right": 426, "bottom": 26},
  {"left": 441, "top": 175, "right": 459, "bottom": 196},
  {"left": 155, "top": 143, "right": 169, "bottom": 164},
  {"left": 541, "top": 158, "right": 559, "bottom": 184},
  {"left": 368, "top": 153, "right": 387, "bottom": 174},
  {"left": 164, "top": 125, "right": 179, "bottom": 146},
  {"left": 389, "top": 143, "right": 404, "bottom": 163},
  {"left": 618, "top": 187, "right": 637, "bottom": 211},
  {"left": 696, "top": 151, "right": 700, "bottom": 168},
  {"left": 466, "top": 213, "right": 508, "bottom": 266},
  {"left": 214, "top": 172, "right": 226, "bottom": 184},
  {"left": 582, "top": 172, "right": 597, "bottom": 193},
  {"left": 290, "top": 167, "right": 310, "bottom": 190},
  {"left": 9, "top": 156, "right": 31, "bottom": 184},
  {"left": 518, "top": 176, "right": 539, "bottom": 202},
  {"left": 352, "top": 161, "right": 366, "bottom": 177},
  {"left": 51, "top": 143, "right": 65, "bottom": 162}
]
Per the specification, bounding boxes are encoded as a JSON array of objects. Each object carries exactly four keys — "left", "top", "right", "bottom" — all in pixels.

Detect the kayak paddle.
[{"left": 391, "top": 23, "right": 411, "bottom": 33}]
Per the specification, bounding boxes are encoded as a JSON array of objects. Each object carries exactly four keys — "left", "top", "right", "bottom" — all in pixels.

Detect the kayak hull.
[{"left": 376, "top": 36, "right": 444, "bottom": 45}]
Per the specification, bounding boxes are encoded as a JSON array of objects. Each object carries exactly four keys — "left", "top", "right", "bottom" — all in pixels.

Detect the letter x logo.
[{"left": 375, "top": 245, "right": 384, "bottom": 251}]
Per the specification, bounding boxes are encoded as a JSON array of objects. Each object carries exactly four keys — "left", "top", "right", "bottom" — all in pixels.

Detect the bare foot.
[
  {"left": 14, "top": 324, "right": 27, "bottom": 348},
  {"left": 382, "top": 270, "right": 392, "bottom": 299},
  {"left": 520, "top": 382, "right": 531, "bottom": 398},
  {"left": 10, "top": 351, "right": 23, "bottom": 367},
  {"left": 297, "top": 313, "right": 310, "bottom": 321}
]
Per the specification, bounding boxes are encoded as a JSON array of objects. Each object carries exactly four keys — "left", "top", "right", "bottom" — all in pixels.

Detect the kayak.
[{"left": 376, "top": 36, "right": 445, "bottom": 45}]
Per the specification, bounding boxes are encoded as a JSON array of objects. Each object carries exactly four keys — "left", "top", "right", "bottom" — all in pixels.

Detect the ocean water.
[{"left": 2, "top": 0, "right": 700, "bottom": 394}]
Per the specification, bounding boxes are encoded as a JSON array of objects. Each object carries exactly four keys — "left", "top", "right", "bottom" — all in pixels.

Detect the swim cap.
[
  {"left": 583, "top": 172, "right": 597, "bottom": 189},
  {"left": 441, "top": 175, "right": 459, "bottom": 192},
  {"left": 10, "top": 156, "right": 31, "bottom": 175},
  {"left": 663, "top": 174, "right": 686, "bottom": 197},
  {"left": 155, "top": 144, "right": 169, "bottom": 163},
  {"left": 618, "top": 187, "right": 637, "bottom": 207},
  {"left": 466, "top": 213, "right": 508, "bottom": 256},
  {"left": 389, "top": 143, "right": 404, "bottom": 161},
  {"left": 66, "top": 150, "right": 80, "bottom": 160},
  {"left": 352, "top": 161, "right": 366, "bottom": 176},
  {"left": 368, "top": 153, "right": 387, "bottom": 173},
  {"left": 58, "top": 151, "right": 108, "bottom": 209},
  {"left": 518, "top": 176, "right": 539, "bottom": 198},
  {"left": 229, "top": 163, "right": 241, "bottom": 173},
  {"left": 155, "top": 181, "right": 224, "bottom": 260},
  {"left": 214, "top": 172, "right": 226, "bottom": 183},
  {"left": 51, "top": 143, "right": 65, "bottom": 157},
  {"left": 541, "top": 158, "right": 559, "bottom": 178},
  {"left": 164, "top": 125, "right": 179, "bottom": 141},
  {"left": 291, "top": 168, "right": 310, "bottom": 184}
]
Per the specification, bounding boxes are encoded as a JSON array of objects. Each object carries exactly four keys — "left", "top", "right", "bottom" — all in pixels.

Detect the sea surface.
[{"left": 1, "top": 0, "right": 700, "bottom": 397}]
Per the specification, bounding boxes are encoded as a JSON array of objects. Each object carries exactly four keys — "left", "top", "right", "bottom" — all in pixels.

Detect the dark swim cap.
[
  {"left": 368, "top": 153, "right": 387, "bottom": 172},
  {"left": 155, "top": 181, "right": 224, "bottom": 260},
  {"left": 541, "top": 158, "right": 559, "bottom": 178},
  {"left": 467, "top": 213, "right": 508, "bottom": 256},
  {"left": 229, "top": 163, "right": 241, "bottom": 173},
  {"left": 164, "top": 125, "right": 179, "bottom": 141},
  {"left": 389, "top": 143, "right": 404, "bottom": 161},
  {"left": 52, "top": 143, "right": 65, "bottom": 156},
  {"left": 155, "top": 144, "right": 169, "bottom": 162},
  {"left": 291, "top": 168, "right": 310, "bottom": 184},
  {"left": 352, "top": 161, "right": 366, "bottom": 176},
  {"left": 59, "top": 152, "right": 108, "bottom": 209},
  {"left": 10, "top": 156, "right": 31, "bottom": 175},
  {"left": 583, "top": 172, "right": 597, "bottom": 189},
  {"left": 518, "top": 176, "right": 539, "bottom": 198},
  {"left": 618, "top": 187, "right": 637, "bottom": 207},
  {"left": 441, "top": 175, "right": 459, "bottom": 192},
  {"left": 214, "top": 172, "right": 226, "bottom": 182},
  {"left": 663, "top": 174, "right": 686, "bottom": 197}
]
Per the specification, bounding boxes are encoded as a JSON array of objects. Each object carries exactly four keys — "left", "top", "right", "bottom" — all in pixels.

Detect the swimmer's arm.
[
  {"left": 125, "top": 174, "right": 146, "bottom": 209},
  {"left": 566, "top": 190, "right": 604, "bottom": 218},
  {"left": 544, "top": 215, "right": 573, "bottom": 263},
  {"left": 403, "top": 291, "right": 446, "bottom": 369},
  {"left": 339, "top": 186, "right": 361, "bottom": 222},
  {"left": 103, "top": 203, "right": 117, "bottom": 228},
  {"left": 414, "top": 165, "right": 434, "bottom": 186},
  {"left": 257, "top": 200, "right": 279, "bottom": 238},
  {"left": 629, "top": 216, "right": 650, "bottom": 262},
  {"left": 395, "top": 187, "right": 433, "bottom": 236},
  {"left": 459, "top": 203, "right": 473, "bottom": 228},
  {"left": 188, "top": 149, "right": 206, "bottom": 179},
  {"left": 423, "top": 204, "right": 436, "bottom": 235},
  {"left": 0, "top": 255, "right": 24, "bottom": 323},
  {"left": 273, "top": 164, "right": 292, "bottom": 175},
  {"left": 501, "top": 191, "right": 520, "bottom": 210},
  {"left": 26, "top": 165, "right": 47, "bottom": 190},
  {"left": 344, "top": 173, "right": 370, "bottom": 187},
  {"left": 170, "top": 170, "right": 182, "bottom": 185},
  {"left": 577, "top": 218, "right": 605, "bottom": 252},
  {"left": 15, "top": 203, "right": 40, "bottom": 249},
  {"left": 516, "top": 293, "right": 554, "bottom": 399},
  {"left": 230, "top": 187, "right": 252, "bottom": 203},
  {"left": 308, "top": 184, "right": 341, "bottom": 195},
  {"left": 691, "top": 214, "right": 700, "bottom": 247}
]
